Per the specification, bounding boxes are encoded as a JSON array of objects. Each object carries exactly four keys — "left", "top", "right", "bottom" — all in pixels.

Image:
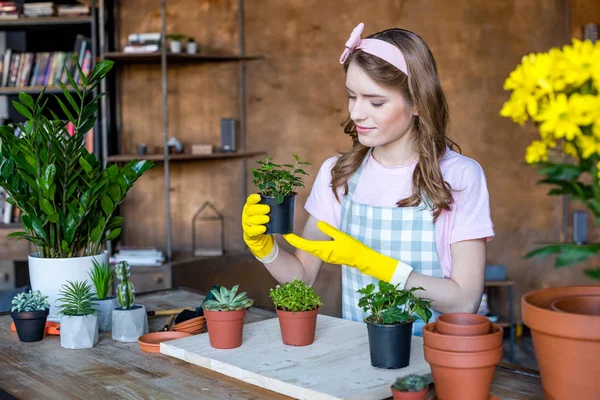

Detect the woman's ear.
[{"left": 412, "top": 107, "right": 419, "bottom": 117}]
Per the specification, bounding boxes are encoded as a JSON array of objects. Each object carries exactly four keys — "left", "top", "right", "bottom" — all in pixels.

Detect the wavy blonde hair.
[{"left": 332, "top": 28, "right": 460, "bottom": 221}]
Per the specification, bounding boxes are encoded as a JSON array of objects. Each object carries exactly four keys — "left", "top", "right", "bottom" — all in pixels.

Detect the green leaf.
[
  {"left": 91, "top": 222, "right": 103, "bottom": 243},
  {"left": 101, "top": 195, "right": 114, "bottom": 216},
  {"left": 59, "top": 81, "right": 79, "bottom": 114},
  {"left": 18, "top": 92, "right": 34, "bottom": 110},
  {"left": 54, "top": 96, "right": 76, "bottom": 125},
  {"left": 79, "top": 157, "right": 93, "bottom": 174},
  {"left": 11, "top": 101, "right": 32, "bottom": 119},
  {"left": 108, "top": 184, "right": 121, "bottom": 202},
  {"left": 48, "top": 213, "right": 59, "bottom": 223},
  {"left": 105, "top": 228, "right": 121, "bottom": 241},
  {"left": 584, "top": 268, "right": 600, "bottom": 280},
  {"left": 7, "top": 231, "right": 27, "bottom": 238},
  {"left": 40, "top": 198, "right": 55, "bottom": 216},
  {"left": 88, "top": 60, "right": 114, "bottom": 83},
  {"left": 537, "top": 163, "right": 582, "bottom": 181},
  {"left": 107, "top": 216, "right": 124, "bottom": 229},
  {"left": 555, "top": 246, "right": 599, "bottom": 268}
]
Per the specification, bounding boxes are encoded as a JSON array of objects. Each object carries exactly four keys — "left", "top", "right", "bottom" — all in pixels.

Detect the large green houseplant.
[{"left": 0, "top": 56, "right": 155, "bottom": 320}]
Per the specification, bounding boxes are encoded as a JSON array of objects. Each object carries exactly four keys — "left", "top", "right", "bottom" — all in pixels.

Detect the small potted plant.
[
  {"left": 57, "top": 280, "right": 99, "bottom": 349},
  {"left": 167, "top": 33, "right": 186, "bottom": 53},
  {"left": 269, "top": 278, "right": 323, "bottom": 346},
  {"left": 186, "top": 36, "right": 198, "bottom": 54},
  {"left": 358, "top": 281, "right": 433, "bottom": 369},
  {"left": 111, "top": 261, "right": 148, "bottom": 342},
  {"left": 202, "top": 285, "right": 254, "bottom": 349},
  {"left": 390, "top": 374, "right": 429, "bottom": 400},
  {"left": 252, "top": 154, "right": 310, "bottom": 234},
  {"left": 89, "top": 259, "right": 117, "bottom": 332},
  {"left": 10, "top": 290, "right": 50, "bottom": 342}
]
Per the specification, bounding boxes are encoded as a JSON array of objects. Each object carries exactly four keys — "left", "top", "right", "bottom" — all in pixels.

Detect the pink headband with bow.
[{"left": 339, "top": 22, "right": 408, "bottom": 76}]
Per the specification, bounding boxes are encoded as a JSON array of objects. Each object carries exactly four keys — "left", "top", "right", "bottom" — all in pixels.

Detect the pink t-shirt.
[{"left": 304, "top": 149, "right": 495, "bottom": 278}]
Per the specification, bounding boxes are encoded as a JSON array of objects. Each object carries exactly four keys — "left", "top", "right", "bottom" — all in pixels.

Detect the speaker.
[
  {"left": 220, "top": 118, "right": 238, "bottom": 152},
  {"left": 573, "top": 211, "right": 588, "bottom": 244}
]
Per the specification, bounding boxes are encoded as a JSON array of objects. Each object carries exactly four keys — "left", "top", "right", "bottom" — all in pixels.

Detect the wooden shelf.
[
  {"left": 107, "top": 150, "right": 266, "bottom": 163},
  {"left": 0, "top": 86, "right": 80, "bottom": 95},
  {"left": 103, "top": 52, "right": 262, "bottom": 64},
  {"left": 0, "top": 223, "right": 22, "bottom": 229},
  {"left": 484, "top": 280, "right": 514, "bottom": 287},
  {"left": 0, "top": 16, "right": 92, "bottom": 29}
]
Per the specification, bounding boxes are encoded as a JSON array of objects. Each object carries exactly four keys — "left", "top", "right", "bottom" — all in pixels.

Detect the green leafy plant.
[
  {"left": 252, "top": 154, "right": 310, "bottom": 204},
  {"left": 115, "top": 261, "right": 135, "bottom": 309},
  {"left": 0, "top": 56, "right": 155, "bottom": 258},
  {"left": 88, "top": 259, "right": 115, "bottom": 300},
  {"left": 202, "top": 285, "right": 254, "bottom": 311},
  {"left": 391, "top": 374, "right": 428, "bottom": 392},
  {"left": 11, "top": 290, "right": 50, "bottom": 312},
  {"left": 56, "top": 280, "right": 97, "bottom": 316},
  {"left": 357, "top": 281, "right": 433, "bottom": 325},
  {"left": 269, "top": 278, "right": 323, "bottom": 312},
  {"left": 167, "top": 33, "right": 186, "bottom": 41}
]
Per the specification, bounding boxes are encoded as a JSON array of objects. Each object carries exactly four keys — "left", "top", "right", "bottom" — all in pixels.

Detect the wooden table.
[{"left": 0, "top": 288, "right": 544, "bottom": 400}]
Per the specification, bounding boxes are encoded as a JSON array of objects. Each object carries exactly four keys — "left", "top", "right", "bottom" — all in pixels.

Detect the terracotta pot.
[
  {"left": 276, "top": 308, "right": 318, "bottom": 346},
  {"left": 550, "top": 295, "right": 600, "bottom": 316},
  {"left": 423, "top": 322, "right": 503, "bottom": 353},
  {"left": 435, "top": 313, "right": 490, "bottom": 336},
  {"left": 424, "top": 345, "right": 502, "bottom": 400},
  {"left": 391, "top": 387, "right": 428, "bottom": 400},
  {"left": 522, "top": 286, "right": 600, "bottom": 399},
  {"left": 203, "top": 308, "right": 247, "bottom": 349}
]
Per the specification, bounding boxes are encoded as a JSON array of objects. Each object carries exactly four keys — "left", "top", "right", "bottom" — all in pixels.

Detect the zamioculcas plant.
[
  {"left": 391, "top": 374, "right": 429, "bottom": 400},
  {"left": 115, "top": 261, "right": 134, "bottom": 310},
  {"left": 10, "top": 290, "right": 51, "bottom": 342}
]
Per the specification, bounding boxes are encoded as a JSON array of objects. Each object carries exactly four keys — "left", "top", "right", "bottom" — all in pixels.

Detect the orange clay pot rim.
[
  {"left": 424, "top": 344, "right": 503, "bottom": 368},
  {"left": 137, "top": 331, "right": 192, "bottom": 352},
  {"left": 551, "top": 295, "right": 600, "bottom": 313},
  {"left": 276, "top": 307, "right": 319, "bottom": 312},
  {"left": 424, "top": 322, "right": 503, "bottom": 340},
  {"left": 437, "top": 313, "right": 490, "bottom": 326}
]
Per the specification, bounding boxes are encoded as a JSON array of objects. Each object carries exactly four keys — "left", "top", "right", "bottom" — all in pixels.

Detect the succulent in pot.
[
  {"left": 167, "top": 33, "right": 185, "bottom": 53},
  {"left": 89, "top": 259, "right": 117, "bottom": 331},
  {"left": 0, "top": 56, "right": 154, "bottom": 321},
  {"left": 57, "top": 280, "right": 99, "bottom": 349},
  {"left": 269, "top": 278, "right": 323, "bottom": 346},
  {"left": 358, "top": 281, "right": 433, "bottom": 369},
  {"left": 390, "top": 374, "right": 429, "bottom": 400},
  {"left": 10, "top": 290, "right": 50, "bottom": 342},
  {"left": 202, "top": 285, "right": 254, "bottom": 349},
  {"left": 111, "top": 261, "right": 148, "bottom": 342},
  {"left": 251, "top": 154, "right": 310, "bottom": 234}
]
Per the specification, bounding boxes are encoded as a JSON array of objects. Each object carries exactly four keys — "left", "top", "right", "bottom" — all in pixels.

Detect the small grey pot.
[
  {"left": 60, "top": 315, "right": 99, "bottom": 349},
  {"left": 94, "top": 297, "right": 119, "bottom": 332},
  {"left": 111, "top": 304, "right": 148, "bottom": 343}
]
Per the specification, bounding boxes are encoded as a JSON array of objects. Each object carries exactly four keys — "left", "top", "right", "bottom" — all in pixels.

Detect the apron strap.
[{"left": 346, "top": 148, "right": 372, "bottom": 198}]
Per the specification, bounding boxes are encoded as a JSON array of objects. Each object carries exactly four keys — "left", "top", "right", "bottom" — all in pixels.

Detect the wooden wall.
[{"left": 116, "top": 0, "right": 600, "bottom": 320}]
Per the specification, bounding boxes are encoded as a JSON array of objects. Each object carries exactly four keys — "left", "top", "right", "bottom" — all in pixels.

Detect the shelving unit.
[
  {"left": 484, "top": 279, "right": 516, "bottom": 364},
  {"left": 107, "top": 150, "right": 265, "bottom": 163},
  {"left": 0, "top": 86, "right": 81, "bottom": 95}
]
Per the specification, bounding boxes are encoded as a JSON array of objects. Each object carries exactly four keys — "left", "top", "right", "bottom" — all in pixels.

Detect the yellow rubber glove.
[
  {"left": 283, "top": 220, "right": 411, "bottom": 284},
  {"left": 242, "top": 194, "right": 276, "bottom": 260}
]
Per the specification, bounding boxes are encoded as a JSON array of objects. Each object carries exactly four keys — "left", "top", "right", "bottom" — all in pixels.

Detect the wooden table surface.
[{"left": 0, "top": 288, "right": 544, "bottom": 400}]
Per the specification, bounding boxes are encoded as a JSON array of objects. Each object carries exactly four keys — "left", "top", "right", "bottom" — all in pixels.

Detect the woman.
[{"left": 242, "top": 23, "right": 494, "bottom": 335}]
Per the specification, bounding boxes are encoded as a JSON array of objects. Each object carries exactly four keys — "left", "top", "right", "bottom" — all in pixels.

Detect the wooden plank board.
[{"left": 161, "top": 314, "right": 431, "bottom": 400}]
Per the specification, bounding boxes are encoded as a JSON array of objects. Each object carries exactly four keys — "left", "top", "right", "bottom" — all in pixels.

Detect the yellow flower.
[
  {"left": 568, "top": 94, "right": 598, "bottom": 126},
  {"left": 559, "top": 39, "right": 600, "bottom": 87},
  {"left": 535, "top": 94, "right": 582, "bottom": 140},
  {"left": 597, "top": 162, "right": 600, "bottom": 180},
  {"left": 525, "top": 140, "right": 549, "bottom": 164},
  {"left": 500, "top": 91, "right": 530, "bottom": 125},
  {"left": 577, "top": 135, "right": 600, "bottom": 159},
  {"left": 562, "top": 142, "right": 579, "bottom": 158}
]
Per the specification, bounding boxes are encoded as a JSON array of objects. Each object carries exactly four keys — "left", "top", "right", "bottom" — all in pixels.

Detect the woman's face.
[{"left": 345, "top": 62, "right": 417, "bottom": 149}]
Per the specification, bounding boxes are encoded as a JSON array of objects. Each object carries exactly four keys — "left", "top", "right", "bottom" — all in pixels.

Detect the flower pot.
[
  {"left": 435, "top": 313, "right": 490, "bottom": 336},
  {"left": 522, "top": 286, "right": 600, "bottom": 399},
  {"left": 259, "top": 193, "right": 296, "bottom": 234},
  {"left": 424, "top": 345, "right": 502, "bottom": 400},
  {"left": 60, "top": 315, "right": 99, "bottom": 349},
  {"left": 170, "top": 40, "right": 182, "bottom": 53},
  {"left": 391, "top": 387, "right": 428, "bottom": 400},
  {"left": 94, "top": 296, "right": 119, "bottom": 332},
  {"left": 366, "top": 319, "right": 413, "bottom": 369},
  {"left": 28, "top": 251, "right": 108, "bottom": 322},
  {"left": 423, "top": 322, "right": 503, "bottom": 353},
  {"left": 203, "top": 308, "right": 246, "bottom": 349},
  {"left": 276, "top": 308, "right": 319, "bottom": 346},
  {"left": 550, "top": 295, "right": 600, "bottom": 315},
  {"left": 10, "top": 309, "right": 49, "bottom": 342},
  {"left": 112, "top": 304, "right": 149, "bottom": 342},
  {"left": 186, "top": 41, "right": 197, "bottom": 54}
]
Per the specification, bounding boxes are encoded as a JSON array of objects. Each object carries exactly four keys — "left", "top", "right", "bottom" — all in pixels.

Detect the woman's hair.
[{"left": 331, "top": 28, "right": 460, "bottom": 221}]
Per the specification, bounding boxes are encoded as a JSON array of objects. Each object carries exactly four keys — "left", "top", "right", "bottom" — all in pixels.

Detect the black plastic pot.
[
  {"left": 259, "top": 193, "right": 296, "bottom": 234},
  {"left": 11, "top": 309, "right": 49, "bottom": 342},
  {"left": 366, "top": 319, "right": 413, "bottom": 369}
]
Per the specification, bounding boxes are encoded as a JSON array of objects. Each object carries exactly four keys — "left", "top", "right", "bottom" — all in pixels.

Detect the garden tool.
[{"left": 160, "top": 314, "right": 175, "bottom": 331}]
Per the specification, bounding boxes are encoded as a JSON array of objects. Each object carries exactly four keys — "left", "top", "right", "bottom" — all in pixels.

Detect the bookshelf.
[
  {"left": 0, "top": 85, "right": 81, "bottom": 95},
  {"left": 103, "top": 52, "right": 262, "bottom": 63},
  {"left": 107, "top": 150, "right": 265, "bottom": 163},
  {"left": 0, "top": 16, "right": 92, "bottom": 29}
]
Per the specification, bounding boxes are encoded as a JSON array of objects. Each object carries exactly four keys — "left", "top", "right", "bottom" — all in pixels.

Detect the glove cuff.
[
  {"left": 389, "top": 260, "right": 413, "bottom": 289},
  {"left": 255, "top": 241, "right": 279, "bottom": 264}
]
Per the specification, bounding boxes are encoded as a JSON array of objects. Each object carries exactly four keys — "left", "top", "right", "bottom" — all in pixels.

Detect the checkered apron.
[{"left": 340, "top": 149, "right": 443, "bottom": 335}]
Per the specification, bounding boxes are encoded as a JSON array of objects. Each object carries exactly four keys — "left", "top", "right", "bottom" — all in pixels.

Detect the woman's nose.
[{"left": 349, "top": 100, "right": 368, "bottom": 122}]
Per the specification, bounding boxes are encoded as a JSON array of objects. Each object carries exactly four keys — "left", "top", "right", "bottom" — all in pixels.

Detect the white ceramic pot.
[
  {"left": 95, "top": 296, "right": 119, "bottom": 332},
  {"left": 186, "top": 41, "right": 197, "bottom": 54},
  {"left": 60, "top": 315, "right": 99, "bottom": 349},
  {"left": 111, "top": 304, "right": 149, "bottom": 342},
  {"left": 170, "top": 40, "right": 182, "bottom": 53},
  {"left": 28, "top": 252, "right": 108, "bottom": 322}
]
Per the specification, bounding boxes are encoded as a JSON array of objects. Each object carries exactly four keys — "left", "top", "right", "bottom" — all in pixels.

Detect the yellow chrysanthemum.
[
  {"left": 500, "top": 91, "right": 530, "bottom": 125},
  {"left": 525, "top": 140, "right": 549, "bottom": 164},
  {"left": 577, "top": 135, "right": 600, "bottom": 159},
  {"left": 559, "top": 39, "right": 600, "bottom": 88},
  {"left": 568, "top": 94, "right": 598, "bottom": 126},
  {"left": 535, "top": 94, "right": 582, "bottom": 140},
  {"left": 562, "top": 142, "right": 579, "bottom": 158}
]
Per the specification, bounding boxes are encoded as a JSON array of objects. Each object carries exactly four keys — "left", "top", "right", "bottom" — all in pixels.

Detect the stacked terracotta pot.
[
  {"left": 423, "top": 313, "right": 503, "bottom": 400},
  {"left": 522, "top": 286, "right": 600, "bottom": 399}
]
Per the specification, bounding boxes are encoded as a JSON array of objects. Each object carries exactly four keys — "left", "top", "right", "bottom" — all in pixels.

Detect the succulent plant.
[
  {"left": 202, "top": 285, "right": 254, "bottom": 311},
  {"left": 56, "top": 280, "right": 97, "bottom": 316},
  {"left": 115, "top": 261, "right": 135, "bottom": 309},
  {"left": 391, "top": 374, "right": 428, "bottom": 392},
  {"left": 11, "top": 290, "right": 50, "bottom": 312},
  {"left": 89, "top": 259, "right": 115, "bottom": 300}
]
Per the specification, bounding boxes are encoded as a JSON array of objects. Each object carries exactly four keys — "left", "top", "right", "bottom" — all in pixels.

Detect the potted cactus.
[
  {"left": 111, "top": 261, "right": 148, "bottom": 342},
  {"left": 89, "top": 259, "right": 117, "bottom": 332},
  {"left": 358, "top": 281, "right": 433, "bottom": 369},
  {"left": 202, "top": 285, "right": 254, "bottom": 349},
  {"left": 252, "top": 155, "right": 310, "bottom": 234},
  {"left": 269, "top": 278, "right": 323, "bottom": 346},
  {"left": 57, "top": 280, "right": 99, "bottom": 349},
  {"left": 390, "top": 375, "right": 429, "bottom": 400},
  {"left": 10, "top": 290, "right": 50, "bottom": 342}
]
